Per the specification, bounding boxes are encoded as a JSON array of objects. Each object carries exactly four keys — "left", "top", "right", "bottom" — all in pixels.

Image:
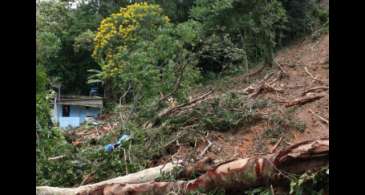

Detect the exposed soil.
[{"left": 161, "top": 33, "right": 329, "bottom": 164}]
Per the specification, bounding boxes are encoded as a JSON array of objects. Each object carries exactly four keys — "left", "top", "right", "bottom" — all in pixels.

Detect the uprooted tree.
[{"left": 37, "top": 138, "right": 328, "bottom": 195}]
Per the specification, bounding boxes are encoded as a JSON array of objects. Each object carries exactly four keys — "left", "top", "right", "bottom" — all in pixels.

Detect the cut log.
[
  {"left": 37, "top": 139, "right": 328, "bottom": 195},
  {"left": 285, "top": 93, "right": 325, "bottom": 107}
]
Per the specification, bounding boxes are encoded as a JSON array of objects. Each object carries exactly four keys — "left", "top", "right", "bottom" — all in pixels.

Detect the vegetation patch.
[{"left": 263, "top": 112, "right": 306, "bottom": 143}]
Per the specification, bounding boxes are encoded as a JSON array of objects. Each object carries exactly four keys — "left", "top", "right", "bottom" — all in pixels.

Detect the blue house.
[{"left": 52, "top": 95, "right": 103, "bottom": 129}]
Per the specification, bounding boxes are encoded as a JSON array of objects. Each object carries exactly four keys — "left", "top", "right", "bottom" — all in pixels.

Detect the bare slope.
[{"left": 166, "top": 33, "right": 329, "bottom": 163}]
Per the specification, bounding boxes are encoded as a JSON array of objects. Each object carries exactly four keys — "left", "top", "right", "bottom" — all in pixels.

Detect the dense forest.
[{"left": 36, "top": 0, "right": 329, "bottom": 194}]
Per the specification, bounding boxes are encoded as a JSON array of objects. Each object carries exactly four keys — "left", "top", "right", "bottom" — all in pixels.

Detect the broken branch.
[
  {"left": 271, "top": 137, "right": 283, "bottom": 153},
  {"left": 144, "top": 90, "right": 214, "bottom": 128},
  {"left": 309, "top": 109, "right": 329, "bottom": 125},
  {"left": 159, "top": 64, "right": 188, "bottom": 103},
  {"left": 304, "top": 66, "right": 325, "bottom": 83},
  {"left": 274, "top": 60, "right": 288, "bottom": 76},
  {"left": 285, "top": 93, "right": 325, "bottom": 107},
  {"left": 48, "top": 155, "right": 65, "bottom": 161},
  {"left": 244, "top": 71, "right": 284, "bottom": 99},
  {"left": 79, "top": 171, "right": 96, "bottom": 186},
  {"left": 302, "top": 86, "right": 328, "bottom": 96},
  {"left": 198, "top": 140, "right": 213, "bottom": 159}
]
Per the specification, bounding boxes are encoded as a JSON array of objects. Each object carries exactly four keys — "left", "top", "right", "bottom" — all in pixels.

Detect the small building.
[{"left": 52, "top": 95, "right": 103, "bottom": 129}]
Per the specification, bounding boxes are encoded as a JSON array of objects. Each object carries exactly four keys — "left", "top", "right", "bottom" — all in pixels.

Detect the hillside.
[
  {"left": 36, "top": 1, "right": 329, "bottom": 194},
  {"left": 153, "top": 33, "right": 329, "bottom": 165},
  {"left": 37, "top": 33, "right": 329, "bottom": 195}
]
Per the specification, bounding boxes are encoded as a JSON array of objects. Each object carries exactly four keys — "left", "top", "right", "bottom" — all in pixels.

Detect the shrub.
[{"left": 196, "top": 34, "right": 247, "bottom": 74}]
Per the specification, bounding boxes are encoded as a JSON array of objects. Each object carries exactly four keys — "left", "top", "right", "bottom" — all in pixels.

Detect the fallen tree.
[
  {"left": 36, "top": 161, "right": 184, "bottom": 195},
  {"left": 243, "top": 71, "right": 284, "bottom": 99},
  {"left": 144, "top": 89, "right": 214, "bottom": 128},
  {"left": 37, "top": 138, "right": 328, "bottom": 195}
]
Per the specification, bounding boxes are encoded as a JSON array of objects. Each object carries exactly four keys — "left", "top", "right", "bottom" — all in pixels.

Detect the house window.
[{"left": 62, "top": 105, "right": 70, "bottom": 117}]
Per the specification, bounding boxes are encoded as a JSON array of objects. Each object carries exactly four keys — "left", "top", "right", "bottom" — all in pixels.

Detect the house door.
[{"left": 62, "top": 105, "right": 70, "bottom": 117}]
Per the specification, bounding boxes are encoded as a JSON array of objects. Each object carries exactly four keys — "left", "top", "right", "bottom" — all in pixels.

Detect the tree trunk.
[
  {"left": 103, "top": 78, "right": 113, "bottom": 103},
  {"left": 37, "top": 138, "right": 328, "bottom": 195},
  {"left": 36, "top": 161, "right": 184, "bottom": 195}
]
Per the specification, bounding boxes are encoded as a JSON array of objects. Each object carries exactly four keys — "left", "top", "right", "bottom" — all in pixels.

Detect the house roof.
[{"left": 57, "top": 95, "right": 103, "bottom": 108}]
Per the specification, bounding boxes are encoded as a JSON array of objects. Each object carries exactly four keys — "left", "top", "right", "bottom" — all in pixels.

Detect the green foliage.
[
  {"left": 245, "top": 187, "right": 272, "bottom": 195},
  {"left": 197, "top": 33, "right": 247, "bottom": 73},
  {"left": 289, "top": 167, "right": 329, "bottom": 195},
  {"left": 37, "top": 0, "right": 102, "bottom": 94},
  {"left": 188, "top": 188, "right": 226, "bottom": 195},
  {"left": 190, "top": 0, "right": 287, "bottom": 73},
  {"left": 188, "top": 0, "right": 327, "bottom": 74},
  {"left": 37, "top": 124, "right": 144, "bottom": 186},
  {"left": 73, "top": 29, "right": 96, "bottom": 53},
  {"left": 36, "top": 32, "right": 62, "bottom": 65},
  {"left": 243, "top": 168, "right": 329, "bottom": 195},
  {"left": 164, "top": 93, "right": 265, "bottom": 132},
  {"left": 151, "top": 0, "right": 196, "bottom": 23},
  {"left": 36, "top": 64, "right": 48, "bottom": 96},
  {"left": 87, "top": 69, "right": 104, "bottom": 85},
  {"left": 36, "top": 0, "right": 328, "bottom": 95},
  {"left": 175, "top": 20, "right": 202, "bottom": 45},
  {"left": 36, "top": 62, "right": 74, "bottom": 186},
  {"left": 83, "top": 0, "right": 131, "bottom": 18},
  {"left": 36, "top": 0, "right": 72, "bottom": 35},
  {"left": 36, "top": 65, "right": 52, "bottom": 128},
  {"left": 263, "top": 113, "right": 306, "bottom": 141},
  {"left": 36, "top": 125, "right": 76, "bottom": 186},
  {"left": 93, "top": 3, "right": 201, "bottom": 104},
  {"left": 278, "top": 0, "right": 328, "bottom": 44},
  {"left": 200, "top": 93, "right": 261, "bottom": 131}
]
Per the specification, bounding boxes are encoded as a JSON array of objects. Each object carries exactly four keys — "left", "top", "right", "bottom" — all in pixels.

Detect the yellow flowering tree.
[
  {"left": 92, "top": 2, "right": 201, "bottom": 105},
  {"left": 93, "top": 2, "right": 170, "bottom": 77}
]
